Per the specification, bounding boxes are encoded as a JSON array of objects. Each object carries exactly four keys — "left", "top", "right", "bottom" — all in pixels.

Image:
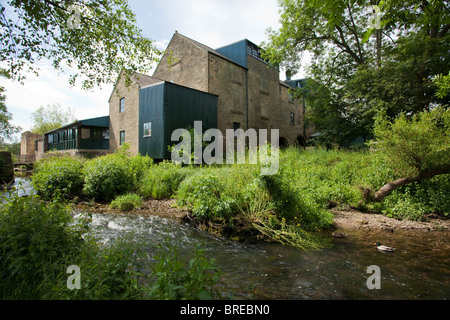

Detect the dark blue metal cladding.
[
  {"left": 216, "top": 39, "right": 248, "bottom": 68},
  {"left": 138, "top": 83, "right": 165, "bottom": 159},
  {"left": 80, "top": 116, "right": 110, "bottom": 127},
  {"left": 163, "top": 82, "right": 218, "bottom": 159},
  {"left": 139, "top": 82, "right": 218, "bottom": 159}
]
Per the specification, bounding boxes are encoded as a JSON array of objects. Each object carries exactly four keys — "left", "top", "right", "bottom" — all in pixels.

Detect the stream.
[{"left": 3, "top": 178, "right": 450, "bottom": 299}]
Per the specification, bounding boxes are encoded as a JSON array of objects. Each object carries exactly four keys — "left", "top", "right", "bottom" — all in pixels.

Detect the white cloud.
[
  {"left": 1, "top": 61, "right": 112, "bottom": 133},
  {"left": 144, "top": 0, "right": 281, "bottom": 48}
]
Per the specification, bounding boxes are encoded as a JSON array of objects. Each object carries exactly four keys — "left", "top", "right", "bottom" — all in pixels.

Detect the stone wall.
[
  {"left": 108, "top": 74, "right": 141, "bottom": 155},
  {"left": 153, "top": 32, "right": 209, "bottom": 92},
  {"left": 20, "top": 131, "right": 42, "bottom": 162},
  {"left": 246, "top": 56, "right": 305, "bottom": 145},
  {"left": 208, "top": 54, "right": 247, "bottom": 132}
]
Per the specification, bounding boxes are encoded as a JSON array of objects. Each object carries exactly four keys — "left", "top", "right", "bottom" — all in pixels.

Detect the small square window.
[
  {"left": 233, "top": 122, "right": 240, "bottom": 131},
  {"left": 120, "top": 130, "right": 125, "bottom": 145},
  {"left": 290, "top": 112, "right": 295, "bottom": 125},
  {"left": 143, "top": 122, "right": 152, "bottom": 137},
  {"left": 119, "top": 98, "right": 125, "bottom": 113}
]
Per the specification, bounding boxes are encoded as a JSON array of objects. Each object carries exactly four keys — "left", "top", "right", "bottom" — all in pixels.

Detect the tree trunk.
[{"left": 368, "top": 167, "right": 450, "bottom": 202}]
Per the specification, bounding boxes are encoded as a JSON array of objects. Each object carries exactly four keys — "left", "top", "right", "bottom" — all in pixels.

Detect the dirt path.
[{"left": 331, "top": 208, "right": 450, "bottom": 232}]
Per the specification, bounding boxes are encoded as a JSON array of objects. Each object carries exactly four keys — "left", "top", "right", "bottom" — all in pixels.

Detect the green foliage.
[
  {"left": 373, "top": 106, "right": 450, "bottom": 178},
  {"left": 52, "top": 237, "right": 144, "bottom": 300},
  {"left": 146, "top": 238, "right": 220, "bottom": 300},
  {"left": 0, "top": 68, "right": 20, "bottom": 140},
  {"left": 433, "top": 72, "right": 450, "bottom": 99},
  {"left": 262, "top": 0, "right": 450, "bottom": 146},
  {"left": 380, "top": 175, "right": 450, "bottom": 220},
  {"left": 177, "top": 171, "right": 237, "bottom": 220},
  {"left": 0, "top": 192, "right": 221, "bottom": 300},
  {"left": 83, "top": 154, "right": 135, "bottom": 202},
  {"left": 110, "top": 193, "right": 143, "bottom": 211},
  {"left": 1, "top": 0, "right": 162, "bottom": 90},
  {"left": 0, "top": 193, "right": 87, "bottom": 299},
  {"left": 139, "top": 161, "right": 194, "bottom": 199},
  {"left": 32, "top": 156, "right": 84, "bottom": 200}
]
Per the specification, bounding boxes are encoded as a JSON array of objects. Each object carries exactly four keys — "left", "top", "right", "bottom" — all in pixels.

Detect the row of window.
[{"left": 118, "top": 122, "right": 152, "bottom": 146}]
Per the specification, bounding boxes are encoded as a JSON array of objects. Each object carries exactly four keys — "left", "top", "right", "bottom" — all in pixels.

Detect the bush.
[
  {"left": 83, "top": 154, "right": 135, "bottom": 201},
  {"left": 110, "top": 193, "right": 143, "bottom": 211},
  {"left": 177, "top": 171, "right": 237, "bottom": 220},
  {"left": 32, "top": 156, "right": 84, "bottom": 199},
  {"left": 0, "top": 193, "right": 87, "bottom": 299},
  {"left": 146, "top": 238, "right": 220, "bottom": 300},
  {"left": 0, "top": 192, "right": 221, "bottom": 300},
  {"left": 140, "top": 161, "right": 194, "bottom": 199}
]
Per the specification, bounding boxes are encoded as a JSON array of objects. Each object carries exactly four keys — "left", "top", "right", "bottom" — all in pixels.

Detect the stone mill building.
[{"left": 22, "top": 32, "right": 310, "bottom": 161}]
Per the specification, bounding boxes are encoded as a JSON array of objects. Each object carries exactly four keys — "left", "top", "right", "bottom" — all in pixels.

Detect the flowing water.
[{"left": 4, "top": 178, "right": 450, "bottom": 300}]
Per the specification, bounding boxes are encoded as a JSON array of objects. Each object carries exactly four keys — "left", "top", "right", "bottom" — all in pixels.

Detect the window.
[
  {"left": 119, "top": 98, "right": 125, "bottom": 113},
  {"left": 48, "top": 135, "right": 53, "bottom": 144},
  {"left": 143, "top": 122, "right": 152, "bottom": 137},
  {"left": 288, "top": 93, "right": 294, "bottom": 103},
  {"left": 233, "top": 122, "right": 240, "bottom": 130},
  {"left": 120, "top": 131, "right": 125, "bottom": 145},
  {"left": 290, "top": 112, "right": 295, "bottom": 125},
  {"left": 81, "top": 128, "right": 90, "bottom": 139},
  {"left": 102, "top": 129, "right": 109, "bottom": 140},
  {"left": 92, "top": 128, "right": 103, "bottom": 140}
]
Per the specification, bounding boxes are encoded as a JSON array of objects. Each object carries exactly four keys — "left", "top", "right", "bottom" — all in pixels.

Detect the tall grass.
[{"left": 0, "top": 191, "right": 220, "bottom": 300}]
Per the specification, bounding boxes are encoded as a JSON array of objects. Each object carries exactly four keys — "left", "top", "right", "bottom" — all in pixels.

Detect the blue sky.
[{"left": 1, "top": 0, "right": 307, "bottom": 140}]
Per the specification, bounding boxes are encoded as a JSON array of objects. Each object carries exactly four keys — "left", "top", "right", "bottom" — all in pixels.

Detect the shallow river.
[{"left": 4, "top": 178, "right": 450, "bottom": 299}]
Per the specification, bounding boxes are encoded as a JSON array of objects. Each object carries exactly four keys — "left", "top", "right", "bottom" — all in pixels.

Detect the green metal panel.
[
  {"left": 138, "top": 82, "right": 218, "bottom": 159},
  {"left": 80, "top": 116, "right": 110, "bottom": 128},
  {"left": 79, "top": 139, "right": 109, "bottom": 150},
  {"left": 163, "top": 82, "right": 218, "bottom": 159},
  {"left": 138, "top": 83, "right": 165, "bottom": 159}
]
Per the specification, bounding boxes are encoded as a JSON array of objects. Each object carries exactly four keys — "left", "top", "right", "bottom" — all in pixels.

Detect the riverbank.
[
  {"left": 73, "top": 199, "right": 450, "bottom": 239},
  {"left": 332, "top": 208, "right": 450, "bottom": 232}
]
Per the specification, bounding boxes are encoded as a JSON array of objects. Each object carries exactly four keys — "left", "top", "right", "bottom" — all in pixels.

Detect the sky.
[{"left": 1, "top": 0, "right": 308, "bottom": 141}]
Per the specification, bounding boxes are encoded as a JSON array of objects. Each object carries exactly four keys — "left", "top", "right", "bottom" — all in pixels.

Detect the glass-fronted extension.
[{"left": 44, "top": 116, "right": 110, "bottom": 152}]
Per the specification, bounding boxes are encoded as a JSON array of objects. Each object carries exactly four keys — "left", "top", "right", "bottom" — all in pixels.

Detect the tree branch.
[{"left": 365, "top": 166, "right": 450, "bottom": 202}]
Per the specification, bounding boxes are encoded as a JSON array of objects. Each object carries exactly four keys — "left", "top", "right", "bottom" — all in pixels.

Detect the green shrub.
[
  {"left": 110, "top": 193, "right": 143, "bottom": 211},
  {"left": 32, "top": 156, "right": 84, "bottom": 199},
  {"left": 0, "top": 193, "right": 87, "bottom": 299},
  {"left": 130, "top": 153, "right": 153, "bottom": 184},
  {"left": 177, "top": 171, "right": 237, "bottom": 220},
  {"left": 83, "top": 154, "right": 135, "bottom": 201},
  {"left": 146, "top": 238, "right": 220, "bottom": 300},
  {"left": 140, "top": 161, "right": 194, "bottom": 199}
]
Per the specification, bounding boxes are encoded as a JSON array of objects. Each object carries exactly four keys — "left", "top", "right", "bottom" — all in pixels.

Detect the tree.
[
  {"left": 30, "top": 103, "right": 75, "bottom": 135},
  {"left": 0, "top": 0, "right": 161, "bottom": 90},
  {"left": 262, "top": 0, "right": 450, "bottom": 146},
  {"left": 366, "top": 106, "right": 450, "bottom": 202},
  {"left": 0, "top": 69, "right": 21, "bottom": 140}
]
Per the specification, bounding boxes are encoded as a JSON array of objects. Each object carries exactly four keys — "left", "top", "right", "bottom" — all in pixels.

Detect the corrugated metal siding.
[
  {"left": 138, "top": 82, "right": 218, "bottom": 159},
  {"left": 138, "top": 83, "right": 165, "bottom": 159},
  {"left": 216, "top": 40, "right": 248, "bottom": 69},
  {"left": 80, "top": 116, "right": 110, "bottom": 128},
  {"left": 163, "top": 82, "right": 218, "bottom": 159}
]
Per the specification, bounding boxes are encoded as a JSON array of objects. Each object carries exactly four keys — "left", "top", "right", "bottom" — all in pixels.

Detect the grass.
[{"left": 25, "top": 147, "right": 450, "bottom": 249}]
